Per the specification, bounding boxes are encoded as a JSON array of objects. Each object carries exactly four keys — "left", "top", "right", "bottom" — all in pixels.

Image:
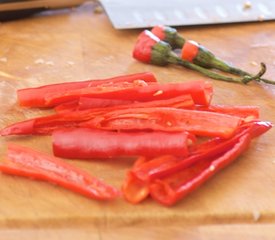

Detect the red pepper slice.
[
  {"left": 122, "top": 156, "right": 153, "bottom": 204},
  {"left": 52, "top": 128, "right": 194, "bottom": 159},
  {"left": 55, "top": 94, "right": 194, "bottom": 113},
  {"left": 83, "top": 107, "right": 242, "bottom": 138},
  {"left": 122, "top": 171, "right": 150, "bottom": 204},
  {"left": 17, "top": 72, "right": 157, "bottom": 108},
  {"left": 1, "top": 95, "right": 194, "bottom": 136},
  {"left": 45, "top": 80, "right": 213, "bottom": 107},
  {"left": 196, "top": 104, "right": 260, "bottom": 120},
  {"left": 0, "top": 144, "right": 120, "bottom": 200}
]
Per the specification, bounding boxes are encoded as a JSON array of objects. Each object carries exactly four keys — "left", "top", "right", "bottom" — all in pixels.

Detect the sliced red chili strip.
[
  {"left": 0, "top": 144, "right": 120, "bottom": 200},
  {"left": 196, "top": 104, "right": 260, "bottom": 120},
  {"left": 52, "top": 128, "right": 194, "bottom": 159},
  {"left": 122, "top": 171, "right": 150, "bottom": 204},
  {"left": 83, "top": 107, "right": 242, "bottom": 138},
  {"left": 1, "top": 94, "right": 195, "bottom": 136},
  {"left": 45, "top": 80, "right": 213, "bottom": 107},
  {"left": 17, "top": 72, "right": 157, "bottom": 108},
  {"left": 55, "top": 94, "right": 194, "bottom": 113}
]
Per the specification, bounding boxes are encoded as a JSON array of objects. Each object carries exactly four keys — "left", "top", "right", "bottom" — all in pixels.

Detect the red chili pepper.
[
  {"left": 132, "top": 30, "right": 172, "bottom": 65},
  {"left": 122, "top": 156, "right": 153, "bottom": 204},
  {"left": 56, "top": 93, "right": 195, "bottom": 113},
  {"left": 83, "top": 107, "right": 242, "bottom": 138},
  {"left": 17, "top": 72, "right": 157, "bottom": 108},
  {"left": 1, "top": 94, "right": 195, "bottom": 136},
  {"left": 54, "top": 98, "right": 134, "bottom": 113},
  {"left": 133, "top": 30, "right": 265, "bottom": 83},
  {"left": 122, "top": 171, "right": 150, "bottom": 204},
  {"left": 0, "top": 144, "right": 120, "bottom": 200},
  {"left": 181, "top": 40, "right": 199, "bottom": 62},
  {"left": 131, "top": 121, "right": 272, "bottom": 183},
  {"left": 121, "top": 121, "right": 272, "bottom": 204},
  {"left": 196, "top": 104, "right": 260, "bottom": 120},
  {"left": 45, "top": 80, "right": 212, "bottom": 108},
  {"left": 151, "top": 25, "right": 185, "bottom": 49},
  {"left": 149, "top": 121, "right": 272, "bottom": 206},
  {"left": 52, "top": 128, "right": 195, "bottom": 159},
  {"left": 151, "top": 25, "right": 273, "bottom": 84}
]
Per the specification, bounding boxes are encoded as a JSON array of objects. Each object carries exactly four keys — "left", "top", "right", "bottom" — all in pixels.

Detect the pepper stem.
[
  {"left": 206, "top": 57, "right": 274, "bottom": 85},
  {"left": 167, "top": 52, "right": 266, "bottom": 84}
]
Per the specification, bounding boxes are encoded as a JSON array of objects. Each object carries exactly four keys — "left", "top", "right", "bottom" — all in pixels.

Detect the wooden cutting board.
[{"left": 0, "top": 2, "right": 274, "bottom": 239}]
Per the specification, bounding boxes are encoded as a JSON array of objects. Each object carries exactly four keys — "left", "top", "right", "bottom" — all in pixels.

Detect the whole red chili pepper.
[
  {"left": 148, "top": 121, "right": 272, "bottom": 206},
  {"left": 17, "top": 72, "right": 157, "bottom": 108},
  {"left": 133, "top": 30, "right": 266, "bottom": 84},
  {"left": 52, "top": 128, "right": 195, "bottom": 159},
  {"left": 82, "top": 107, "right": 242, "bottom": 138},
  {"left": 0, "top": 144, "right": 120, "bottom": 200}
]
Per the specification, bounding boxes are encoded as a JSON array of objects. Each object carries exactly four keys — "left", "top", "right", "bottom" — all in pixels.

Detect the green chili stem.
[
  {"left": 207, "top": 58, "right": 274, "bottom": 85},
  {"left": 167, "top": 52, "right": 266, "bottom": 84}
]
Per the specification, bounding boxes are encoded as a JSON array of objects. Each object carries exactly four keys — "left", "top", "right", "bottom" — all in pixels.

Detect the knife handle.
[{"left": 0, "top": 0, "right": 87, "bottom": 21}]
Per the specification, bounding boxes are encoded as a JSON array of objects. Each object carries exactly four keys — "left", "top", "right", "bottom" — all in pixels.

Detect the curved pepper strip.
[
  {"left": 149, "top": 121, "right": 272, "bottom": 206},
  {"left": 52, "top": 128, "right": 195, "bottom": 159},
  {"left": 0, "top": 144, "right": 120, "bottom": 200},
  {"left": 17, "top": 72, "right": 157, "bottom": 108},
  {"left": 0, "top": 94, "right": 194, "bottom": 136}
]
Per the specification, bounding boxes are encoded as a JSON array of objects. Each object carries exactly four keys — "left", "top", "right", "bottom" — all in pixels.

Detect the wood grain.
[{"left": 0, "top": 2, "right": 274, "bottom": 238}]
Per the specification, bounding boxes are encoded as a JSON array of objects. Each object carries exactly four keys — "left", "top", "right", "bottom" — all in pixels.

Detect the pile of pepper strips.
[{"left": 0, "top": 72, "right": 272, "bottom": 206}]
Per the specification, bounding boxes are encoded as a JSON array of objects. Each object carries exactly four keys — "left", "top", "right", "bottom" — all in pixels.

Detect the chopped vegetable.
[
  {"left": 52, "top": 128, "right": 195, "bottom": 159},
  {"left": 1, "top": 93, "right": 197, "bottom": 136},
  {"left": 149, "top": 121, "right": 272, "bottom": 206},
  {"left": 0, "top": 144, "right": 120, "bottom": 200},
  {"left": 0, "top": 71, "right": 272, "bottom": 207},
  {"left": 45, "top": 80, "right": 212, "bottom": 107},
  {"left": 122, "top": 121, "right": 272, "bottom": 205},
  {"left": 17, "top": 72, "right": 157, "bottom": 107},
  {"left": 82, "top": 107, "right": 242, "bottom": 138}
]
